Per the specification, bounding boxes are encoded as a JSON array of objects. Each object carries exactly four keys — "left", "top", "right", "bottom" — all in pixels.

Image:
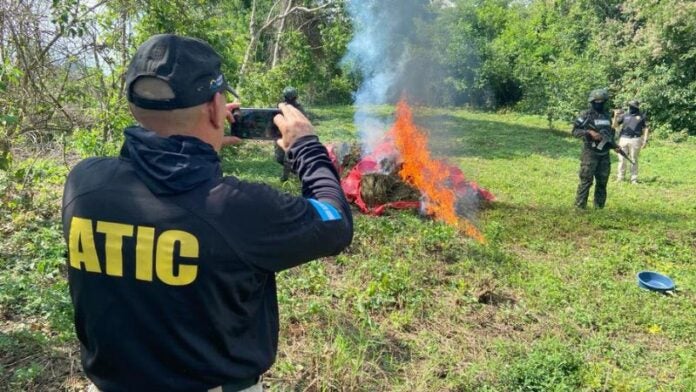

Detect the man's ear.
[{"left": 208, "top": 93, "right": 225, "bottom": 130}]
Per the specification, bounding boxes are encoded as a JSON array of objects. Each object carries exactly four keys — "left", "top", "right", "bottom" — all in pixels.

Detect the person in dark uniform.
[
  {"left": 282, "top": 86, "right": 304, "bottom": 113},
  {"left": 62, "top": 34, "right": 353, "bottom": 392},
  {"left": 616, "top": 100, "right": 649, "bottom": 184},
  {"left": 572, "top": 88, "right": 618, "bottom": 209}
]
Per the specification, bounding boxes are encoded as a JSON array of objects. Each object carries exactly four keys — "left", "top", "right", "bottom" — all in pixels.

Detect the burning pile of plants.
[{"left": 327, "top": 100, "right": 494, "bottom": 242}]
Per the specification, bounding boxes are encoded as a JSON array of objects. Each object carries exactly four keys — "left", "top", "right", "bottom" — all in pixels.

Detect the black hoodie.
[{"left": 62, "top": 126, "right": 353, "bottom": 391}]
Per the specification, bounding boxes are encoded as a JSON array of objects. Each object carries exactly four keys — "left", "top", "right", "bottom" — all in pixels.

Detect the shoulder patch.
[{"left": 308, "top": 199, "right": 342, "bottom": 222}]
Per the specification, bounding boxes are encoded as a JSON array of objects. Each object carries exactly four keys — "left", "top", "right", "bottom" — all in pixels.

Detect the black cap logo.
[{"left": 150, "top": 44, "right": 166, "bottom": 60}]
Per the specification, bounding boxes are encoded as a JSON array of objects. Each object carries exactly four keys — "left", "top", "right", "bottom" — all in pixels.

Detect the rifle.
[{"left": 586, "top": 123, "right": 635, "bottom": 165}]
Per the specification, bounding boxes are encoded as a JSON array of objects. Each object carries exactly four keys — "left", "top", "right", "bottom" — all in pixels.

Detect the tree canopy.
[{"left": 1, "top": 0, "right": 695, "bottom": 167}]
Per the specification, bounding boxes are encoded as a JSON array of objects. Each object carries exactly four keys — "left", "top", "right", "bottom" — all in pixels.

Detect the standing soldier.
[
  {"left": 616, "top": 100, "right": 649, "bottom": 184},
  {"left": 572, "top": 89, "right": 616, "bottom": 209},
  {"left": 283, "top": 86, "right": 305, "bottom": 113}
]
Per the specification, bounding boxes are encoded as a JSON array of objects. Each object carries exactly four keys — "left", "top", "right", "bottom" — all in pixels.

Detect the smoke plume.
[
  {"left": 342, "top": 1, "right": 492, "bottom": 229},
  {"left": 342, "top": 0, "right": 433, "bottom": 152}
]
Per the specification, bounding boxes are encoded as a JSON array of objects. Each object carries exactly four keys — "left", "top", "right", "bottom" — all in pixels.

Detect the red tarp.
[{"left": 326, "top": 140, "right": 494, "bottom": 216}]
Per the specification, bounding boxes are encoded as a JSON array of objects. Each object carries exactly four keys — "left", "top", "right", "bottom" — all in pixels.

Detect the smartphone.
[{"left": 229, "top": 108, "right": 281, "bottom": 140}]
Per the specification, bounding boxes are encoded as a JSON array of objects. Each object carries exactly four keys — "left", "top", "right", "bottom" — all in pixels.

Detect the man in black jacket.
[{"left": 62, "top": 34, "right": 353, "bottom": 392}]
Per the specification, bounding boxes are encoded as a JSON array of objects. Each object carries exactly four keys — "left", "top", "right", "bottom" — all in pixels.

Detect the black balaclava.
[
  {"left": 629, "top": 106, "right": 639, "bottom": 115},
  {"left": 591, "top": 100, "right": 605, "bottom": 112}
]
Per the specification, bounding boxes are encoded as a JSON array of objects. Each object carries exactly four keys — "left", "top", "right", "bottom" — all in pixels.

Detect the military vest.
[
  {"left": 578, "top": 110, "right": 615, "bottom": 154},
  {"left": 620, "top": 112, "right": 646, "bottom": 138}
]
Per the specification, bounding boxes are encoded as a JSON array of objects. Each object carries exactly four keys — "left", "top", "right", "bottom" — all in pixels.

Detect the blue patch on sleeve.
[{"left": 308, "top": 199, "right": 342, "bottom": 222}]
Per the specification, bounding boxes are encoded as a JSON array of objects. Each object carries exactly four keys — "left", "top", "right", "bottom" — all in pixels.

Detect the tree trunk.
[
  {"left": 271, "top": 0, "right": 293, "bottom": 68},
  {"left": 238, "top": 1, "right": 333, "bottom": 86},
  {"left": 0, "top": 5, "right": 6, "bottom": 63},
  {"left": 118, "top": 6, "right": 129, "bottom": 99},
  {"left": 238, "top": 0, "right": 259, "bottom": 86}
]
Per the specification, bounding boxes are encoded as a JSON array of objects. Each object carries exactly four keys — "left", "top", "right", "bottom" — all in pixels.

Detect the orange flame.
[{"left": 390, "top": 99, "right": 485, "bottom": 243}]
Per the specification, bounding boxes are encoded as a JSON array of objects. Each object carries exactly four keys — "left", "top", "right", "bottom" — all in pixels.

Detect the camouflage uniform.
[{"left": 572, "top": 89, "right": 615, "bottom": 209}]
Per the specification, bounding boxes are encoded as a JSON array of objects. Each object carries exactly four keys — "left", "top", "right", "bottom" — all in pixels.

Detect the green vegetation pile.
[{"left": 359, "top": 171, "right": 421, "bottom": 208}]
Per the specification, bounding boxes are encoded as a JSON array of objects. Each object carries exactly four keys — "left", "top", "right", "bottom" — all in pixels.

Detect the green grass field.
[{"left": 1, "top": 106, "right": 695, "bottom": 391}]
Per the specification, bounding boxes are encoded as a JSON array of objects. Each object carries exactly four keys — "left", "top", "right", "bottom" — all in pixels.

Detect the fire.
[{"left": 390, "top": 99, "right": 485, "bottom": 243}]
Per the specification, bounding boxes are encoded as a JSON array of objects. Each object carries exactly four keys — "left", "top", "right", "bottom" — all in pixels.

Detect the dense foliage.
[
  {"left": 420, "top": 0, "right": 696, "bottom": 131},
  {"left": 0, "top": 0, "right": 354, "bottom": 167},
  {"left": 2, "top": 0, "right": 695, "bottom": 168}
]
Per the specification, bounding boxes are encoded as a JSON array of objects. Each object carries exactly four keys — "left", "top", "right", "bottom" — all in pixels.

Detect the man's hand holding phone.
[
  {"left": 273, "top": 103, "right": 315, "bottom": 151},
  {"left": 226, "top": 100, "right": 315, "bottom": 149}
]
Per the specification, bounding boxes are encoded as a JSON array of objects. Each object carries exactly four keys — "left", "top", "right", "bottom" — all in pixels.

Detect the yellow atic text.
[{"left": 68, "top": 217, "right": 199, "bottom": 286}]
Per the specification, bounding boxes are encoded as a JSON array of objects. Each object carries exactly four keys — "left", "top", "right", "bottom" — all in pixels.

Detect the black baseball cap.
[{"left": 126, "top": 34, "right": 238, "bottom": 110}]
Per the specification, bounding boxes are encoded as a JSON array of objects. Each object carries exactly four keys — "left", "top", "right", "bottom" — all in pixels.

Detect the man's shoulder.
[
  {"left": 620, "top": 113, "right": 645, "bottom": 123},
  {"left": 578, "top": 109, "right": 607, "bottom": 119},
  {"left": 212, "top": 177, "right": 306, "bottom": 229},
  {"left": 218, "top": 177, "right": 289, "bottom": 207},
  {"left": 67, "top": 157, "right": 121, "bottom": 181},
  {"left": 574, "top": 110, "right": 591, "bottom": 126},
  {"left": 577, "top": 109, "right": 591, "bottom": 118},
  {"left": 70, "top": 156, "right": 119, "bottom": 171},
  {"left": 63, "top": 157, "right": 125, "bottom": 207}
]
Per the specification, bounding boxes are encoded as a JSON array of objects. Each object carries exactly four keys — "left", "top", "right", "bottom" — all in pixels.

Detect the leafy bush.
[
  {"left": 669, "top": 130, "right": 690, "bottom": 143},
  {"left": 71, "top": 127, "right": 123, "bottom": 158},
  {"left": 651, "top": 123, "right": 674, "bottom": 140}
]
